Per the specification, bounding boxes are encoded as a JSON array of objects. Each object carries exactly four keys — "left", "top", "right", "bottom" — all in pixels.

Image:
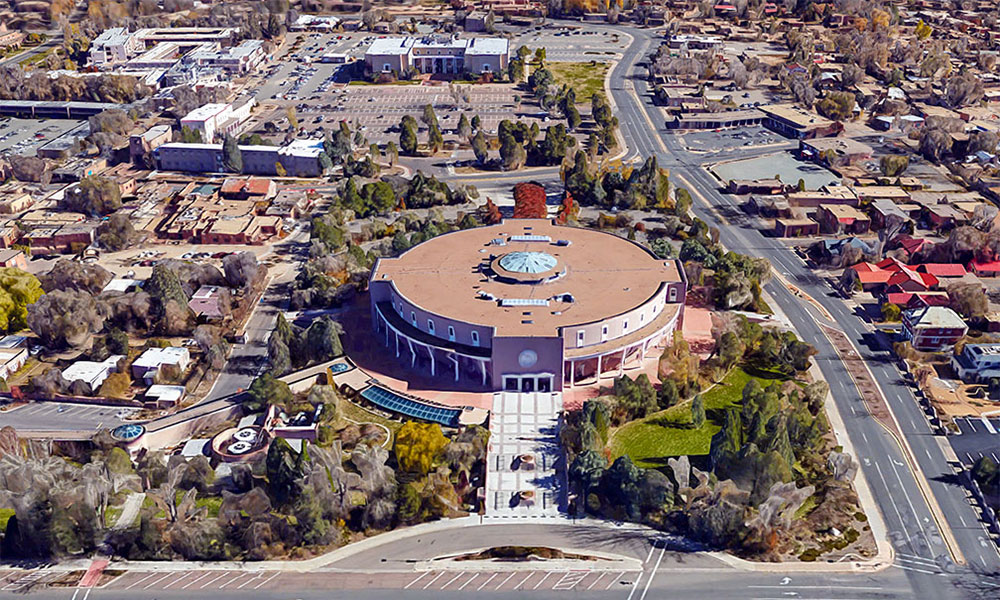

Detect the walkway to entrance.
[{"left": 484, "top": 391, "right": 565, "bottom": 519}]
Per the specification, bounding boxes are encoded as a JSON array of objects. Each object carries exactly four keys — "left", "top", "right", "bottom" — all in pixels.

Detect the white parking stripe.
[
  {"left": 143, "top": 573, "right": 174, "bottom": 589},
  {"left": 606, "top": 571, "right": 625, "bottom": 590},
  {"left": 200, "top": 573, "right": 228, "bottom": 588},
  {"left": 439, "top": 573, "right": 464, "bottom": 589},
  {"left": 477, "top": 573, "right": 498, "bottom": 590},
  {"left": 456, "top": 573, "right": 479, "bottom": 591},
  {"left": 180, "top": 573, "right": 210, "bottom": 589},
  {"left": 124, "top": 573, "right": 156, "bottom": 590},
  {"left": 982, "top": 417, "right": 997, "bottom": 434},
  {"left": 237, "top": 574, "right": 263, "bottom": 589},
  {"left": 161, "top": 572, "right": 191, "bottom": 589},
  {"left": 218, "top": 573, "right": 248, "bottom": 589},
  {"left": 422, "top": 572, "right": 445, "bottom": 589},
  {"left": 253, "top": 573, "right": 280, "bottom": 590},
  {"left": 532, "top": 572, "right": 553, "bottom": 590},
  {"left": 514, "top": 573, "right": 533, "bottom": 590},
  {"left": 587, "top": 572, "right": 608, "bottom": 590},
  {"left": 494, "top": 572, "right": 516, "bottom": 590}
]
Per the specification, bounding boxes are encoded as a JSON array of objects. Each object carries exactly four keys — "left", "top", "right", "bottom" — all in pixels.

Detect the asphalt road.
[
  {"left": 592, "top": 22, "right": 1000, "bottom": 598},
  {"left": 202, "top": 225, "right": 310, "bottom": 402}
]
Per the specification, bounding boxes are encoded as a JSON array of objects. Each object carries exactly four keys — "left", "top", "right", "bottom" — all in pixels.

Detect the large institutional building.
[
  {"left": 369, "top": 219, "right": 686, "bottom": 393},
  {"left": 365, "top": 35, "right": 509, "bottom": 76}
]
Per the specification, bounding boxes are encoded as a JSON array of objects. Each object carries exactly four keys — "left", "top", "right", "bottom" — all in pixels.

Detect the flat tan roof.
[{"left": 372, "top": 219, "right": 681, "bottom": 338}]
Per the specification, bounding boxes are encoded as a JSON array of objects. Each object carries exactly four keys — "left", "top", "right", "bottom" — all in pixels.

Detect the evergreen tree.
[
  {"left": 691, "top": 394, "right": 705, "bottom": 428},
  {"left": 472, "top": 130, "right": 489, "bottom": 165},
  {"left": 222, "top": 133, "right": 243, "bottom": 173}
]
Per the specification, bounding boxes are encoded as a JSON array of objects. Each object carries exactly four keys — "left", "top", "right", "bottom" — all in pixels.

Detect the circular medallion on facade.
[{"left": 518, "top": 349, "right": 538, "bottom": 368}]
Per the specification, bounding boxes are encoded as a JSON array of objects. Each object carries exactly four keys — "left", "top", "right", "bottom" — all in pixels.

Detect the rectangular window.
[
  {"left": 601, "top": 325, "right": 609, "bottom": 342},
  {"left": 448, "top": 326, "right": 455, "bottom": 342},
  {"left": 669, "top": 287, "right": 678, "bottom": 302},
  {"left": 640, "top": 312, "right": 645, "bottom": 325},
  {"left": 623, "top": 319, "right": 629, "bottom": 332},
  {"left": 471, "top": 331, "right": 480, "bottom": 346},
  {"left": 411, "top": 312, "right": 416, "bottom": 326},
  {"left": 577, "top": 331, "right": 585, "bottom": 347},
  {"left": 427, "top": 319, "right": 435, "bottom": 335}
]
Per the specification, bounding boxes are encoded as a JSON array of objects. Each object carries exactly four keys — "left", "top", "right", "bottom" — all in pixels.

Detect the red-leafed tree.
[
  {"left": 513, "top": 182, "right": 547, "bottom": 218},
  {"left": 556, "top": 191, "right": 579, "bottom": 225},
  {"left": 482, "top": 197, "right": 502, "bottom": 225}
]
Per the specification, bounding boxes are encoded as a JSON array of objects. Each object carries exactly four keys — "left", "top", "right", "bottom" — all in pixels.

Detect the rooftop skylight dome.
[{"left": 497, "top": 251, "right": 558, "bottom": 274}]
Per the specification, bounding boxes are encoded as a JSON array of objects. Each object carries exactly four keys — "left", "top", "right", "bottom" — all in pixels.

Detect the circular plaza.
[{"left": 368, "top": 218, "right": 686, "bottom": 393}]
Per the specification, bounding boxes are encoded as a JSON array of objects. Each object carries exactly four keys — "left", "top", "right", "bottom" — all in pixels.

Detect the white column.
[
  {"left": 429, "top": 347, "right": 435, "bottom": 376},
  {"left": 569, "top": 360, "right": 575, "bottom": 388},
  {"left": 596, "top": 355, "right": 602, "bottom": 383},
  {"left": 395, "top": 331, "right": 400, "bottom": 358},
  {"left": 384, "top": 316, "right": 389, "bottom": 345},
  {"left": 453, "top": 355, "right": 459, "bottom": 382},
  {"left": 480, "top": 359, "right": 488, "bottom": 386},
  {"left": 408, "top": 339, "right": 416, "bottom": 367},
  {"left": 619, "top": 348, "right": 626, "bottom": 377}
]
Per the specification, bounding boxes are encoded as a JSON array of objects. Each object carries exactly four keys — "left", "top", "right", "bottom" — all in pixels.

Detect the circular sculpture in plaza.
[
  {"left": 369, "top": 219, "right": 686, "bottom": 393},
  {"left": 111, "top": 424, "right": 145, "bottom": 442}
]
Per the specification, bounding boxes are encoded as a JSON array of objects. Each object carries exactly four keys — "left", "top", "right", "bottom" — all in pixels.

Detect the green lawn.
[
  {"left": 608, "top": 367, "right": 789, "bottom": 469},
  {"left": 340, "top": 398, "right": 402, "bottom": 444},
  {"left": 0, "top": 508, "right": 14, "bottom": 532},
  {"left": 545, "top": 61, "right": 610, "bottom": 103}
]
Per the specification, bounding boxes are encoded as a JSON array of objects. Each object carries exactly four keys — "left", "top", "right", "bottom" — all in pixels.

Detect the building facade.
[
  {"left": 369, "top": 219, "right": 686, "bottom": 392},
  {"left": 952, "top": 343, "right": 1000, "bottom": 382},
  {"left": 902, "top": 306, "right": 968, "bottom": 352},
  {"left": 366, "top": 35, "right": 509, "bottom": 76}
]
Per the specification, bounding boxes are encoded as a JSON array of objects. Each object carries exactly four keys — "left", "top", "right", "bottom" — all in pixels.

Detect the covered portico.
[
  {"left": 374, "top": 302, "right": 491, "bottom": 387},
  {"left": 562, "top": 305, "right": 681, "bottom": 388}
]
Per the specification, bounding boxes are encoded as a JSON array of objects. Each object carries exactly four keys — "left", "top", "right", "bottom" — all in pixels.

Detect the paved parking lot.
[
  {"left": 509, "top": 25, "right": 630, "bottom": 61},
  {"left": 949, "top": 415, "right": 1000, "bottom": 466},
  {"left": 1, "top": 401, "right": 138, "bottom": 432},
  {"left": 681, "top": 125, "right": 784, "bottom": 153},
  {"left": 0, "top": 117, "right": 83, "bottom": 157},
  {"left": 111, "top": 570, "right": 282, "bottom": 592},
  {"left": 104, "top": 567, "right": 638, "bottom": 594}
]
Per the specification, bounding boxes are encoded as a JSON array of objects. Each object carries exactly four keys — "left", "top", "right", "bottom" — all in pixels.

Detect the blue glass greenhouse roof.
[{"left": 360, "top": 386, "right": 460, "bottom": 427}]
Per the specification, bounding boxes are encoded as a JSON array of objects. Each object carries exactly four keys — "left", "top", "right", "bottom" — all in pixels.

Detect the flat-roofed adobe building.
[
  {"left": 369, "top": 219, "right": 686, "bottom": 393},
  {"left": 365, "top": 35, "right": 509, "bottom": 76}
]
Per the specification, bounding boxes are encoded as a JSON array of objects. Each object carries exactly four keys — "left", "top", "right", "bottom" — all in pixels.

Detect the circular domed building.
[{"left": 368, "top": 219, "right": 686, "bottom": 392}]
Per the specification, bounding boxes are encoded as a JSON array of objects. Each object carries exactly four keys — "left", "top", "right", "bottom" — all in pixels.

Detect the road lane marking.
[
  {"left": 476, "top": 573, "right": 498, "bottom": 590},
  {"left": 422, "top": 571, "right": 445, "bottom": 589},
  {"left": 494, "top": 572, "right": 516, "bottom": 590},
  {"left": 874, "top": 460, "right": 913, "bottom": 545},
  {"left": 748, "top": 585, "right": 883, "bottom": 590},
  {"left": 644, "top": 542, "right": 656, "bottom": 563},
  {"left": 253, "top": 573, "right": 280, "bottom": 590},
  {"left": 180, "top": 573, "right": 210, "bottom": 589},
  {"left": 403, "top": 572, "right": 428, "bottom": 589},
  {"left": 639, "top": 545, "right": 665, "bottom": 600},
  {"left": 123, "top": 573, "right": 156, "bottom": 590},
  {"left": 457, "top": 573, "right": 479, "bottom": 591},
  {"left": 982, "top": 417, "right": 997, "bottom": 434},
  {"left": 532, "top": 571, "right": 553, "bottom": 590},
  {"left": 439, "top": 573, "right": 464, "bottom": 589},
  {"left": 626, "top": 570, "right": 645, "bottom": 600}
]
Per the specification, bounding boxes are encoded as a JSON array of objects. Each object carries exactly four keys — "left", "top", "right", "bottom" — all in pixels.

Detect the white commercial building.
[
  {"left": 62, "top": 355, "right": 124, "bottom": 394},
  {"left": 953, "top": 343, "right": 1000, "bottom": 382},
  {"left": 132, "top": 346, "right": 191, "bottom": 385},
  {"left": 180, "top": 99, "right": 255, "bottom": 143},
  {"left": 89, "top": 27, "right": 146, "bottom": 68}
]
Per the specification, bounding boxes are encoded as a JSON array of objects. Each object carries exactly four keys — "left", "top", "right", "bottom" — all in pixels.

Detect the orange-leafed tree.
[
  {"left": 512, "top": 182, "right": 547, "bottom": 219},
  {"left": 556, "top": 191, "right": 579, "bottom": 225},
  {"left": 482, "top": 197, "right": 502, "bottom": 225}
]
